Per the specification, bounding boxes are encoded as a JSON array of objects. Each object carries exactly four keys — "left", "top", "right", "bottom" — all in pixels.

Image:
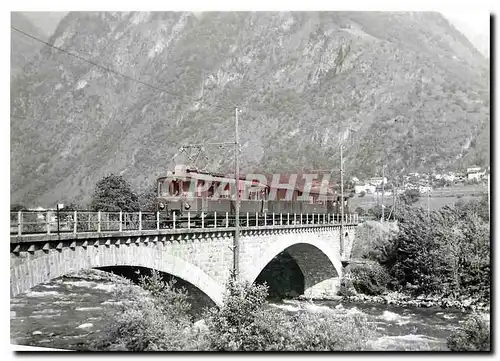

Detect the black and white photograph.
[{"left": 8, "top": 2, "right": 491, "bottom": 352}]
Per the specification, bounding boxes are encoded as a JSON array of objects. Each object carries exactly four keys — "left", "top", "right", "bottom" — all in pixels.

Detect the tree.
[
  {"left": 399, "top": 189, "right": 420, "bottom": 205},
  {"left": 90, "top": 174, "right": 140, "bottom": 212},
  {"left": 138, "top": 185, "right": 158, "bottom": 212},
  {"left": 10, "top": 203, "right": 26, "bottom": 211}
]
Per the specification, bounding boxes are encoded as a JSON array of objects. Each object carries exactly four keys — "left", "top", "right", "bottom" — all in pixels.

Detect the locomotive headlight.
[
  {"left": 159, "top": 202, "right": 165, "bottom": 209},
  {"left": 184, "top": 202, "right": 191, "bottom": 210}
]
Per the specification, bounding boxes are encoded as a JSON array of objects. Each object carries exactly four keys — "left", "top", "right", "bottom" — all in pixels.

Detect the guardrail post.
[
  {"left": 256, "top": 212, "right": 258, "bottom": 227},
  {"left": 246, "top": 212, "right": 249, "bottom": 227},
  {"left": 349, "top": 214, "right": 352, "bottom": 223},
  {"left": 280, "top": 213, "right": 283, "bottom": 225},
  {"left": 97, "top": 211, "right": 101, "bottom": 233},
  {"left": 73, "top": 210, "right": 77, "bottom": 233},
  {"left": 157, "top": 211, "right": 160, "bottom": 230},
  {"left": 173, "top": 212, "right": 176, "bottom": 230},
  {"left": 201, "top": 212, "right": 205, "bottom": 229},
  {"left": 300, "top": 213, "right": 303, "bottom": 225},
  {"left": 306, "top": 213, "right": 309, "bottom": 224},
  {"left": 138, "top": 211, "right": 142, "bottom": 231},
  {"left": 17, "top": 211, "right": 22, "bottom": 236},
  {"left": 323, "top": 213, "right": 325, "bottom": 224},
  {"left": 272, "top": 212, "right": 275, "bottom": 226},
  {"left": 225, "top": 212, "right": 228, "bottom": 228},
  {"left": 264, "top": 213, "right": 267, "bottom": 226},
  {"left": 188, "top": 211, "right": 191, "bottom": 229},
  {"left": 214, "top": 211, "right": 217, "bottom": 228},
  {"left": 119, "top": 211, "right": 123, "bottom": 232},
  {"left": 287, "top": 213, "right": 290, "bottom": 225}
]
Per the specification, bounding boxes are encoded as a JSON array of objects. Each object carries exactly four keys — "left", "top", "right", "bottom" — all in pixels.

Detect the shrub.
[
  {"left": 346, "top": 262, "right": 391, "bottom": 296},
  {"left": 359, "top": 191, "right": 366, "bottom": 197},
  {"left": 91, "top": 270, "right": 200, "bottom": 351},
  {"left": 204, "top": 273, "right": 269, "bottom": 351},
  {"left": 447, "top": 313, "right": 490, "bottom": 351},
  {"left": 399, "top": 189, "right": 420, "bottom": 205},
  {"left": 355, "top": 206, "right": 366, "bottom": 216},
  {"left": 205, "top": 273, "right": 376, "bottom": 351},
  {"left": 338, "top": 278, "right": 357, "bottom": 298}
]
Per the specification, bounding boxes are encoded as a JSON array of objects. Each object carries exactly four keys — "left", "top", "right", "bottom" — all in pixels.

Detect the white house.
[
  {"left": 467, "top": 166, "right": 482, "bottom": 174},
  {"left": 419, "top": 185, "right": 433, "bottom": 194},
  {"left": 468, "top": 169, "right": 486, "bottom": 181},
  {"left": 354, "top": 182, "right": 366, "bottom": 194},
  {"left": 369, "top": 177, "right": 387, "bottom": 186},
  {"left": 354, "top": 182, "right": 376, "bottom": 194}
]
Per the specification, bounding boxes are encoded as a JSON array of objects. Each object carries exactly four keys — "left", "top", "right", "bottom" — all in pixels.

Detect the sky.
[{"left": 441, "top": 11, "right": 490, "bottom": 57}]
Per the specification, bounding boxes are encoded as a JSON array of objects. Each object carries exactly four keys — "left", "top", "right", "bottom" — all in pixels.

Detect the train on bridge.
[{"left": 155, "top": 165, "right": 350, "bottom": 226}]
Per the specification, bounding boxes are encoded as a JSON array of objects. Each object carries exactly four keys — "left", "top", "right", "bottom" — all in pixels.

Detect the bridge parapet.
[{"left": 10, "top": 210, "right": 359, "bottom": 238}]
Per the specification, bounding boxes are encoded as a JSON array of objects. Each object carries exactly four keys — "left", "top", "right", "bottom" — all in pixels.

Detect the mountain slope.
[
  {"left": 10, "top": 11, "right": 490, "bottom": 206},
  {"left": 11, "top": 12, "right": 48, "bottom": 78}
]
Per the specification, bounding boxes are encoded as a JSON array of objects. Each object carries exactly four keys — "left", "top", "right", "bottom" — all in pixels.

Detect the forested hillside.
[{"left": 10, "top": 12, "right": 489, "bottom": 206}]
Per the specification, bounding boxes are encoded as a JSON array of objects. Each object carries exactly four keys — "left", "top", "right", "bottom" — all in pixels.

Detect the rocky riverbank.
[{"left": 339, "top": 291, "right": 489, "bottom": 313}]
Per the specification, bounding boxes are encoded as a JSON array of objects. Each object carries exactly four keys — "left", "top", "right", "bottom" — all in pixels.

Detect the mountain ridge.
[{"left": 10, "top": 11, "right": 490, "bottom": 207}]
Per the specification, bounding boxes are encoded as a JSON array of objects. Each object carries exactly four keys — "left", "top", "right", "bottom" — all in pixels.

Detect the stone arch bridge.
[{"left": 10, "top": 211, "right": 358, "bottom": 305}]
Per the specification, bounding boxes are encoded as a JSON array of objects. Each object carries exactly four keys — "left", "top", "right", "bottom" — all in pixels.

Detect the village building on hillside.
[
  {"left": 368, "top": 177, "right": 387, "bottom": 186},
  {"left": 353, "top": 182, "right": 376, "bottom": 194},
  {"left": 467, "top": 166, "right": 486, "bottom": 180}
]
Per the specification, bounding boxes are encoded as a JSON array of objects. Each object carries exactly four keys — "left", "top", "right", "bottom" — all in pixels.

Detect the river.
[{"left": 10, "top": 269, "right": 469, "bottom": 351}]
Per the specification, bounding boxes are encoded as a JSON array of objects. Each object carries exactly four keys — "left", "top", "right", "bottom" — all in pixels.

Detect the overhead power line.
[{"left": 11, "top": 25, "right": 234, "bottom": 112}]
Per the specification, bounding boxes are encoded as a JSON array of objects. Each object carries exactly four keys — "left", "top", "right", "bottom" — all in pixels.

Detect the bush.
[
  {"left": 346, "top": 262, "right": 391, "bottom": 296},
  {"left": 447, "top": 313, "right": 490, "bottom": 351},
  {"left": 91, "top": 270, "right": 200, "bottom": 351},
  {"left": 399, "top": 189, "right": 420, "bottom": 205},
  {"left": 359, "top": 191, "right": 366, "bottom": 197},
  {"left": 355, "top": 206, "right": 366, "bottom": 216},
  {"left": 204, "top": 273, "right": 269, "bottom": 351},
  {"left": 205, "top": 273, "right": 376, "bottom": 351},
  {"left": 338, "top": 278, "right": 357, "bottom": 298}
]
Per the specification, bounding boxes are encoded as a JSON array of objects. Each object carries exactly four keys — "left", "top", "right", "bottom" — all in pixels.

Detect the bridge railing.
[{"left": 10, "top": 211, "right": 359, "bottom": 236}]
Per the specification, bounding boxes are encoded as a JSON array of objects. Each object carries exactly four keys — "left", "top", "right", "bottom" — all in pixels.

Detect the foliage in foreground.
[
  {"left": 447, "top": 313, "right": 490, "bottom": 351},
  {"left": 92, "top": 271, "right": 376, "bottom": 351},
  {"left": 91, "top": 270, "right": 202, "bottom": 351},
  {"left": 204, "top": 273, "right": 376, "bottom": 351}
]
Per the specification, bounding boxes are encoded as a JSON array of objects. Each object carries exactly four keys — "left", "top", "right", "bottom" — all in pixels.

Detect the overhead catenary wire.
[{"left": 11, "top": 25, "right": 235, "bottom": 112}]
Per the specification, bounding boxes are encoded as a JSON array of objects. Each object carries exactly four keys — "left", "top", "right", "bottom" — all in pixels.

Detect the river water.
[{"left": 10, "top": 269, "right": 470, "bottom": 351}]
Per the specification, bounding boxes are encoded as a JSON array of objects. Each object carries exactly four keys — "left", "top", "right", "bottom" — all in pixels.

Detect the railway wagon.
[{"left": 155, "top": 165, "right": 350, "bottom": 225}]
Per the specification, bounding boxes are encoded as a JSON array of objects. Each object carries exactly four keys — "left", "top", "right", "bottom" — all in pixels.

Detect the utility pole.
[
  {"left": 488, "top": 173, "right": 490, "bottom": 222},
  {"left": 427, "top": 182, "right": 430, "bottom": 222},
  {"left": 340, "top": 142, "right": 344, "bottom": 257},
  {"left": 392, "top": 182, "right": 397, "bottom": 221},
  {"left": 233, "top": 107, "right": 240, "bottom": 278},
  {"left": 381, "top": 165, "right": 385, "bottom": 222}
]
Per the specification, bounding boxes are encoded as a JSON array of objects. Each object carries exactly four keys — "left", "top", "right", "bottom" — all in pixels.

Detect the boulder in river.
[{"left": 77, "top": 323, "right": 93, "bottom": 329}]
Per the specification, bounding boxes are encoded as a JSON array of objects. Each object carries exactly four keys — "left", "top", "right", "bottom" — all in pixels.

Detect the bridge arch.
[
  {"left": 10, "top": 245, "right": 224, "bottom": 305},
  {"left": 245, "top": 235, "right": 343, "bottom": 299}
]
